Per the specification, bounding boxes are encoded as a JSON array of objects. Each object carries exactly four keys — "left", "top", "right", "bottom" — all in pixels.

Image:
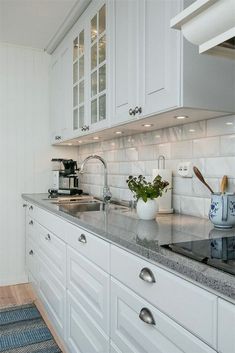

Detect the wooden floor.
[
  {"left": 0, "top": 283, "right": 35, "bottom": 308},
  {"left": 0, "top": 283, "right": 66, "bottom": 353}
]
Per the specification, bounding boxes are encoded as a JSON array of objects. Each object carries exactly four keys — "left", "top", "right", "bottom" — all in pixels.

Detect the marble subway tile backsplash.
[{"left": 77, "top": 115, "right": 235, "bottom": 218}]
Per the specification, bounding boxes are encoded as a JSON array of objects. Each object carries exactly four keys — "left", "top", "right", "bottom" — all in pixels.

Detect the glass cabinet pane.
[
  {"left": 91, "top": 43, "right": 97, "bottom": 70},
  {"left": 91, "top": 71, "right": 97, "bottom": 97},
  {"left": 73, "top": 109, "right": 78, "bottom": 130},
  {"left": 73, "top": 37, "right": 78, "bottom": 61},
  {"left": 99, "top": 64, "right": 106, "bottom": 93},
  {"left": 79, "top": 30, "right": 84, "bottom": 56},
  {"left": 73, "top": 61, "right": 78, "bottom": 84},
  {"left": 99, "top": 94, "right": 106, "bottom": 121},
  {"left": 91, "top": 15, "right": 97, "bottom": 43},
  {"left": 99, "top": 35, "right": 106, "bottom": 64},
  {"left": 73, "top": 85, "right": 78, "bottom": 107},
  {"left": 79, "top": 106, "right": 84, "bottom": 127},
  {"left": 91, "top": 99, "right": 97, "bottom": 124},
  {"left": 79, "top": 80, "right": 84, "bottom": 104},
  {"left": 79, "top": 55, "right": 84, "bottom": 79},
  {"left": 99, "top": 5, "right": 106, "bottom": 35}
]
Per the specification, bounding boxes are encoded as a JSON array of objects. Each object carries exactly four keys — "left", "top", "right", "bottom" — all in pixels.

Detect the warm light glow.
[
  {"left": 142, "top": 124, "right": 153, "bottom": 127},
  {"left": 115, "top": 131, "right": 123, "bottom": 134},
  {"left": 226, "top": 122, "right": 233, "bottom": 125},
  {"left": 67, "top": 143, "right": 73, "bottom": 146},
  {"left": 174, "top": 115, "right": 189, "bottom": 120},
  {"left": 189, "top": 129, "right": 195, "bottom": 132},
  {"left": 78, "top": 140, "right": 82, "bottom": 144},
  {"left": 93, "top": 136, "right": 100, "bottom": 140}
]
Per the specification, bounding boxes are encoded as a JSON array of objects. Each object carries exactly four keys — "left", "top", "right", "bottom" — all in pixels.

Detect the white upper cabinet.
[
  {"left": 111, "top": 0, "right": 235, "bottom": 127},
  {"left": 139, "top": 0, "right": 181, "bottom": 116},
  {"left": 50, "top": 0, "right": 235, "bottom": 144},
  {"left": 50, "top": 36, "right": 72, "bottom": 144},
  {"left": 112, "top": 0, "right": 139, "bottom": 125}
]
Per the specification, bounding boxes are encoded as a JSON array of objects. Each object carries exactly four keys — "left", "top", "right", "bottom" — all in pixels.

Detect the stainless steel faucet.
[{"left": 80, "top": 154, "right": 112, "bottom": 203}]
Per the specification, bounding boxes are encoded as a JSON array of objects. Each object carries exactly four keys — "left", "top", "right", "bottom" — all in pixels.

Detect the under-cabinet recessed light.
[
  {"left": 115, "top": 131, "right": 123, "bottom": 135},
  {"left": 226, "top": 122, "right": 233, "bottom": 125},
  {"left": 67, "top": 143, "right": 73, "bottom": 146},
  {"left": 188, "top": 129, "right": 195, "bottom": 132},
  {"left": 78, "top": 140, "right": 82, "bottom": 144},
  {"left": 93, "top": 136, "right": 100, "bottom": 140},
  {"left": 142, "top": 124, "right": 153, "bottom": 127},
  {"left": 174, "top": 115, "right": 189, "bottom": 120}
]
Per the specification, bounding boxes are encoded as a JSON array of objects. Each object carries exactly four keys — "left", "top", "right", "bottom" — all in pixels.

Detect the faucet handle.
[{"left": 103, "top": 187, "right": 112, "bottom": 203}]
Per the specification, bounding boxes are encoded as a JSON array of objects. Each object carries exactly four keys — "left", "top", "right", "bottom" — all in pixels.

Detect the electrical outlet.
[{"left": 177, "top": 162, "right": 193, "bottom": 178}]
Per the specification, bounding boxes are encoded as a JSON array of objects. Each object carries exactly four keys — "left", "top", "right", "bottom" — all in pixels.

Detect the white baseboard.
[{"left": 0, "top": 273, "right": 29, "bottom": 287}]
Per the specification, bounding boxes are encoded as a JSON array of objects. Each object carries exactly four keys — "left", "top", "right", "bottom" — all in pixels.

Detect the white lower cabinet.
[
  {"left": 66, "top": 291, "right": 109, "bottom": 353},
  {"left": 25, "top": 203, "right": 235, "bottom": 353},
  {"left": 218, "top": 298, "right": 235, "bottom": 353},
  {"left": 38, "top": 261, "right": 66, "bottom": 339},
  {"left": 111, "top": 278, "right": 216, "bottom": 353},
  {"left": 67, "top": 246, "right": 110, "bottom": 335}
]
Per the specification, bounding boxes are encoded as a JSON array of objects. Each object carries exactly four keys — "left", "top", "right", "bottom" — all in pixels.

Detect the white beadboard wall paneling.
[
  {"left": 0, "top": 43, "right": 78, "bottom": 286},
  {"left": 78, "top": 115, "right": 235, "bottom": 217}
]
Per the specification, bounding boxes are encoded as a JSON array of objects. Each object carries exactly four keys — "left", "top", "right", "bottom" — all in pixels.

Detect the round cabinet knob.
[
  {"left": 139, "top": 267, "right": 156, "bottom": 283},
  {"left": 29, "top": 220, "right": 34, "bottom": 225},
  {"left": 139, "top": 308, "right": 156, "bottom": 325},
  {"left": 29, "top": 205, "right": 33, "bottom": 211},
  {"left": 134, "top": 106, "right": 142, "bottom": 115},
  {"left": 45, "top": 234, "right": 51, "bottom": 241},
  {"left": 78, "top": 234, "right": 87, "bottom": 244},
  {"left": 29, "top": 250, "right": 34, "bottom": 255}
]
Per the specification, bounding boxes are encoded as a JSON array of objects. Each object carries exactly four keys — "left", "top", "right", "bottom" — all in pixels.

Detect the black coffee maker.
[{"left": 49, "top": 159, "right": 82, "bottom": 196}]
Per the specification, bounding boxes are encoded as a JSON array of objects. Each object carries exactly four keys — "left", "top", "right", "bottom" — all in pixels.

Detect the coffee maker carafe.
[{"left": 50, "top": 158, "right": 81, "bottom": 196}]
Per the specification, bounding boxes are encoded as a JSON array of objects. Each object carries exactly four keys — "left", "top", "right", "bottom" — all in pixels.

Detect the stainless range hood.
[{"left": 171, "top": 0, "right": 235, "bottom": 60}]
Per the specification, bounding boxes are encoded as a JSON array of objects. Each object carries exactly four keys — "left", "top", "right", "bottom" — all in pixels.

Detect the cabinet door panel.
[
  {"left": 111, "top": 278, "right": 216, "bottom": 353},
  {"left": 218, "top": 298, "right": 235, "bottom": 353},
  {"left": 67, "top": 246, "right": 109, "bottom": 335},
  {"left": 38, "top": 262, "right": 66, "bottom": 338},
  {"left": 66, "top": 291, "right": 109, "bottom": 353},
  {"left": 113, "top": 0, "right": 139, "bottom": 124},
  {"left": 140, "top": 0, "right": 181, "bottom": 116}
]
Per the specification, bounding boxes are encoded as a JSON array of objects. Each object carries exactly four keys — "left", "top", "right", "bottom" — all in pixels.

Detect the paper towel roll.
[{"left": 152, "top": 168, "right": 173, "bottom": 214}]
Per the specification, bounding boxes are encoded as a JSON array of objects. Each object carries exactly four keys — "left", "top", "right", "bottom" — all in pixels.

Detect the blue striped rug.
[{"left": 0, "top": 304, "right": 62, "bottom": 352}]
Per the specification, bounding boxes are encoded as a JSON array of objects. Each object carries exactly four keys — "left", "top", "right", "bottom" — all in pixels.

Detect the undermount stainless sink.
[{"left": 58, "top": 200, "right": 105, "bottom": 214}]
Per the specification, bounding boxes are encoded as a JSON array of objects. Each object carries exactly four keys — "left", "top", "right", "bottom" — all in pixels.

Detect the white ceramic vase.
[{"left": 136, "top": 198, "right": 158, "bottom": 220}]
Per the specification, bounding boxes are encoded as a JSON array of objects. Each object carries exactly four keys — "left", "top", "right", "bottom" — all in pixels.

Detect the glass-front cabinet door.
[
  {"left": 72, "top": 28, "right": 86, "bottom": 133},
  {"left": 88, "top": 1, "right": 109, "bottom": 132}
]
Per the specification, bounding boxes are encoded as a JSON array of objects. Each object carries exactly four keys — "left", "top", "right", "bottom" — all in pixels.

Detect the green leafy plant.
[{"left": 126, "top": 175, "right": 169, "bottom": 203}]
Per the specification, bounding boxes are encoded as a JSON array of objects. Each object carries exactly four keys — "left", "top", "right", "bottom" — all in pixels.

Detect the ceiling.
[{"left": 0, "top": 0, "right": 85, "bottom": 51}]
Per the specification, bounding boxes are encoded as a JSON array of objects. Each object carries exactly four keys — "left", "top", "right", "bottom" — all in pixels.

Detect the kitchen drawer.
[
  {"left": 38, "top": 223, "right": 66, "bottom": 284},
  {"left": 27, "top": 203, "right": 68, "bottom": 242},
  {"left": 111, "top": 278, "right": 216, "bottom": 353},
  {"left": 111, "top": 245, "right": 217, "bottom": 348},
  {"left": 67, "top": 246, "right": 110, "bottom": 335},
  {"left": 66, "top": 291, "right": 109, "bottom": 353},
  {"left": 67, "top": 224, "right": 110, "bottom": 272},
  {"left": 218, "top": 298, "right": 235, "bottom": 353},
  {"left": 38, "top": 260, "right": 66, "bottom": 339},
  {"left": 26, "top": 217, "right": 66, "bottom": 284}
]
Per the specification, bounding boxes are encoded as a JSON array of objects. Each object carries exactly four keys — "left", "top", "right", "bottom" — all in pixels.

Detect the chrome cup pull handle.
[
  {"left": 139, "top": 308, "right": 156, "bottom": 325},
  {"left": 29, "top": 250, "right": 34, "bottom": 255},
  {"left": 29, "top": 220, "right": 34, "bottom": 225},
  {"left": 45, "top": 234, "right": 51, "bottom": 241},
  {"left": 78, "top": 234, "right": 87, "bottom": 244},
  {"left": 139, "top": 267, "right": 156, "bottom": 283}
]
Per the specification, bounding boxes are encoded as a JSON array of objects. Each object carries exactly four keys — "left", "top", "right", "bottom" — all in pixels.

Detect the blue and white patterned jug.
[{"left": 209, "top": 193, "right": 235, "bottom": 229}]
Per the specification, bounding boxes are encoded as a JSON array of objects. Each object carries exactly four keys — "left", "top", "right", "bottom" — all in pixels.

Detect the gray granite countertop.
[{"left": 22, "top": 193, "right": 235, "bottom": 302}]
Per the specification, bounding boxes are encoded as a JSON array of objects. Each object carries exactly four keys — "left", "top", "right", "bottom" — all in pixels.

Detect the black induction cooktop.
[{"left": 162, "top": 236, "right": 235, "bottom": 276}]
